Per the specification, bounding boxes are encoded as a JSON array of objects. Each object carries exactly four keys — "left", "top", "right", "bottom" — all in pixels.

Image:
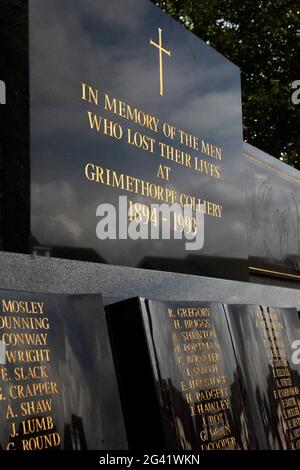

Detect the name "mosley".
[{"left": 1, "top": 300, "right": 45, "bottom": 315}]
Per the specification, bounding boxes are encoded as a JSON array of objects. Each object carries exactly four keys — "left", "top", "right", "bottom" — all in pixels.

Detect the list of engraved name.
[{"left": 0, "top": 299, "right": 60, "bottom": 450}]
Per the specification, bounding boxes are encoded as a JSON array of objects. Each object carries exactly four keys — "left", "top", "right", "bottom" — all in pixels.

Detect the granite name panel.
[
  {"left": 107, "top": 298, "right": 258, "bottom": 450},
  {"left": 0, "top": 290, "right": 127, "bottom": 450},
  {"left": 0, "top": 0, "right": 248, "bottom": 281},
  {"left": 107, "top": 297, "right": 300, "bottom": 450},
  {"left": 245, "top": 143, "right": 300, "bottom": 282},
  {"left": 226, "top": 304, "right": 300, "bottom": 450}
]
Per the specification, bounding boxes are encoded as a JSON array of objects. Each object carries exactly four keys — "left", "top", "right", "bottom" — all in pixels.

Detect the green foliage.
[{"left": 152, "top": 0, "right": 300, "bottom": 168}]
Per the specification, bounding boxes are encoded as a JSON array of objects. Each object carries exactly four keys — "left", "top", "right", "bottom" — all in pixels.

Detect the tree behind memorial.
[{"left": 153, "top": 0, "right": 300, "bottom": 168}]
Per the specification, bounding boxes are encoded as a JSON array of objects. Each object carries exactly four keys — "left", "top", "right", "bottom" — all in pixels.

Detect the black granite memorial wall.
[{"left": 0, "top": 0, "right": 248, "bottom": 281}]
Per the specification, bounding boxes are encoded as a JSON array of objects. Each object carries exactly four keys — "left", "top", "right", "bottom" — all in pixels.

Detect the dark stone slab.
[
  {"left": 108, "top": 297, "right": 300, "bottom": 450},
  {"left": 226, "top": 304, "right": 300, "bottom": 450},
  {"left": 0, "top": 0, "right": 248, "bottom": 281},
  {"left": 245, "top": 142, "right": 300, "bottom": 282},
  {"left": 107, "top": 298, "right": 259, "bottom": 450},
  {"left": 0, "top": 0, "right": 30, "bottom": 254},
  {"left": 0, "top": 289, "right": 127, "bottom": 450}
]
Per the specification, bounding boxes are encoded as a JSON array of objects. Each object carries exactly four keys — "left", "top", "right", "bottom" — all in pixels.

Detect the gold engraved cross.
[{"left": 150, "top": 28, "right": 171, "bottom": 97}]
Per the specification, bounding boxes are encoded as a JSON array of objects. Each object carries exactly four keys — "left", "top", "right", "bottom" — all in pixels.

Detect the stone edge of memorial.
[{"left": 0, "top": 252, "right": 299, "bottom": 309}]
